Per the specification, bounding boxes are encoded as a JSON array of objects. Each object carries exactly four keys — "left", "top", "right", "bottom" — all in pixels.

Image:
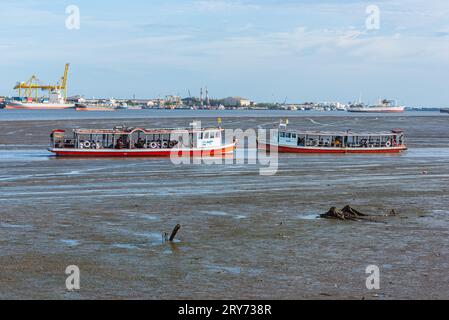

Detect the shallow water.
[
  {"left": 0, "top": 114, "right": 448, "bottom": 299},
  {"left": 0, "top": 109, "right": 444, "bottom": 121}
]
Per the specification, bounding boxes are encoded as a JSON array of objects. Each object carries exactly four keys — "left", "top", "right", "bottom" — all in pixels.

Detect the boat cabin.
[
  {"left": 50, "top": 126, "right": 224, "bottom": 150},
  {"left": 272, "top": 129, "right": 406, "bottom": 149}
]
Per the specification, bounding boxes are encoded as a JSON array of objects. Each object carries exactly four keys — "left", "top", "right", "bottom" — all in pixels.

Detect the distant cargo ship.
[
  {"left": 5, "top": 90, "right": 74, "bottom": 110},
  {"left": 440, "top": 108, "right": 449, "bottom": 114},
  {"left": 348, "top": 99, "right": 405, "bottom": 113}
]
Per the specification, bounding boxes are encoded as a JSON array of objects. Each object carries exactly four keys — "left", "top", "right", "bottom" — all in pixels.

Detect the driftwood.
[
  {"left": 169, "top": 224, "right": 181, "bottom": 242},
  {"left": 320, "top": 205, "right": 398, "bottom": 222},
  {"left": 163, "top": 224, "right": 182, "bottom": 242}
]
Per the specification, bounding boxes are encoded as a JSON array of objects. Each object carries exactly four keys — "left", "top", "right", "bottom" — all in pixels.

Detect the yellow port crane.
[{"left": 14, "top": 63, "right": 70, "bottom": 100}]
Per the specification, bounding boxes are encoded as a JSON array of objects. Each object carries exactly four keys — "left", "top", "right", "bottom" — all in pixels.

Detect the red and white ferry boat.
[
  {"left": 259, "top": 123, "right": 407, "bottom": 154},
  {"left": 49, "top": 124, "right": 235, "bottom": 157}
]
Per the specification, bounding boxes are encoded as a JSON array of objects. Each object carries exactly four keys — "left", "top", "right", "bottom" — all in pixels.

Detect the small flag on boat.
[{"left": 218, "top": 117, "right": 222, "bottom": 125}]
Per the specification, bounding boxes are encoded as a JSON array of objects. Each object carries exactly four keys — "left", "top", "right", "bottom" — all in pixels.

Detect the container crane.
[{"left": 14, "top": 63, "right": 70, "bottom": 100}]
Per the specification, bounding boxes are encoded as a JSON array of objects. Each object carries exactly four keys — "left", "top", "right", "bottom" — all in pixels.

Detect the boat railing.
[
  {"left": 70, "top": 136, "right": 182, "bottom": 150},
  {"left": 52, "top": 138, "right": 76, "bottom": 149},
  {"left": 302, "top": 137, "right": 400, "bottom": 149}
]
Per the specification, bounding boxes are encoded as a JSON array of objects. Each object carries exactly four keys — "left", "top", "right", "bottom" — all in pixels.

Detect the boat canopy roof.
[
  {"left": 70, "top": 127, "right": 224, "bottom": 135},
  {"left": 282, "top": 129, "right": 404, "bottom": 137}
]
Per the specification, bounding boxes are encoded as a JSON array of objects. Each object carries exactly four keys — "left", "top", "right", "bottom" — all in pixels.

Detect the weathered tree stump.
[
  {"left": 387, "top": 209, "right": 398, "bottom": 216},
  {"left": 320, "top": 205, "right": 398, "bottom": 222},
  {"left": 320, "top": 206, "right": 360, "bottom": 221}
]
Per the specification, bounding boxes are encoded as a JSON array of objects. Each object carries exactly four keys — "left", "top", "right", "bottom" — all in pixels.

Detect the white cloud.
[
  {"left": 174, "top": 25, "right": 449, "bottom": 67},
  {"left": 1, "top": 0, "right": 448, "bottom": 104},
  {"left": 193, "top": 0, "right": 260, "bottom": 12}
]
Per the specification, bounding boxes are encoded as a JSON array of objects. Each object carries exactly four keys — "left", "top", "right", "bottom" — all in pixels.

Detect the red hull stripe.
[
  {"left": 5, "top": 105, "right": 73, "bottom": 110},
  {"left": 50, "top": 145, "right": 236, "bottom": 157},
  {"left": 259, "top": 144, "right": 407, "bottom": 154}
]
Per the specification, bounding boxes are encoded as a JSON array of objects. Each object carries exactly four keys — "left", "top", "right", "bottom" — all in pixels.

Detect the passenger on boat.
[
  {"left": 360, "top": 139, "right": 368, "bottom": 148},
  {"left": 392, "top": 137, "right": 398, "bottom": 147},
  {"left": 335, "top": 138, "right": 341, "bottom": 147},
  {"left": 115, "top": 137, "right": 127, "bottom": 149},
  {"left": 134, "top": 138, "right": 146, "bottom": 149}
]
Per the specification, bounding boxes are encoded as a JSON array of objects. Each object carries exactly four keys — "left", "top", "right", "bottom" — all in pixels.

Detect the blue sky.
[{"left": 1, "top": 0, "right": 448, "bottom": 106}]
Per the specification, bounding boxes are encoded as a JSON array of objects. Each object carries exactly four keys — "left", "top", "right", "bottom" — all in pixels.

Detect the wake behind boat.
[
  {"left": 259, "top": 122, "right": 407, "bottom": 154},
  {"left": 49, "top": 123, "right": 236, "bottom": 157}
]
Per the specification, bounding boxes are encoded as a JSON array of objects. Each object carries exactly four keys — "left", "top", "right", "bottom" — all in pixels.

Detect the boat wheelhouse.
[
  {"left": 49, "top": 125, "right": 235, "bottom": 157},
  {"left": 259, "top": 125, "right": 407, "bottom": 154}
]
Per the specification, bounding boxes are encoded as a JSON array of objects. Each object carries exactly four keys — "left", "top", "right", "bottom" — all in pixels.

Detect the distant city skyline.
[{"left": 1, "top": 0, "right": 448, "bottom": 106}]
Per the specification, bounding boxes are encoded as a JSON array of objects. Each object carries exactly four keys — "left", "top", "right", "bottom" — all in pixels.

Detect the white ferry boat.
[{"left": 258, "top": 122, "right": 407, "bottom": 154}]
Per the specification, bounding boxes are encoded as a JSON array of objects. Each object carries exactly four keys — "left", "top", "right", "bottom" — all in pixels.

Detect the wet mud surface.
[{"left": 0, "top": 115, "right": 448, "bottom": 299}]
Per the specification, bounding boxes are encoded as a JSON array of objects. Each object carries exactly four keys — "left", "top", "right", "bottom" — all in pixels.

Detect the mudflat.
[{"left": 0, "top": 115, "right": 448, "bottom": 299}]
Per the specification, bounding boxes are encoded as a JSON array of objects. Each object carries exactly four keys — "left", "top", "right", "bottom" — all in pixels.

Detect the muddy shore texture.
[{"left": 0, "top": 115, "right": 448, "bottom": 299}]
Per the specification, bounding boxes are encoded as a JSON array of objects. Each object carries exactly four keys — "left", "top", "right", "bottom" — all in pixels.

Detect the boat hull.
[
  {"left": 5, "top": 102, "right": 74, "bottom": 110},
  {"left": 259, "top": 143, "right": 407, "bottom": 154},
  {"left": 75, "top": 107, "right": 115, "bottom": 112},
  {"left": 49, "top": 144, "right": 236, "bottom": 157},
  {"left": 347, "top": 107, "right": 405, "bottom": 113}
]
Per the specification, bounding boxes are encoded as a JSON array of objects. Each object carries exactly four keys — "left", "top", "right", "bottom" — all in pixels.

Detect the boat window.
[
  {"left": 291, "top": 133, "right": 297, "bottom": 139},
  {"left": 280, "top": 132, "right": 285, "bottom": 138},
  {"left": 286, "top": 133, "right": 291, "bottom": 138},
  {"left": 204, "top": 132, "right": 210, "bottom": 139}
]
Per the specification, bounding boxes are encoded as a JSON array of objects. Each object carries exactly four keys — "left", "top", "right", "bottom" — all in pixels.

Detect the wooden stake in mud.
[{"left": 169, "top": 224, "right": 181, "bottom": 242}]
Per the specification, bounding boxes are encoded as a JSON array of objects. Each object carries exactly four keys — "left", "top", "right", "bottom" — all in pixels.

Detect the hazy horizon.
[{"left": 1, "top": 0, "right": 448, "bottom": 107}]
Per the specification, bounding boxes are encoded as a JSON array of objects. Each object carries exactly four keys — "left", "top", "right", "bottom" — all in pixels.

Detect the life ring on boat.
[
  {"left": 82, "top": 141, "right": 91, "bottom": 149},
  {"left": 360, "top": 139, "right": 368, "bottom": 147},
  {"left": 162, "top": 141, "right": 169, "bottom": 148},
  {"left": 386, "top": 141, "right": 392, "bottom": 147},
  {"left": 169, "top": 141, "right": 177, "bottom": 148},
  {"left": 150, "top": 142, "right": 158, "bottom": 149}
]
